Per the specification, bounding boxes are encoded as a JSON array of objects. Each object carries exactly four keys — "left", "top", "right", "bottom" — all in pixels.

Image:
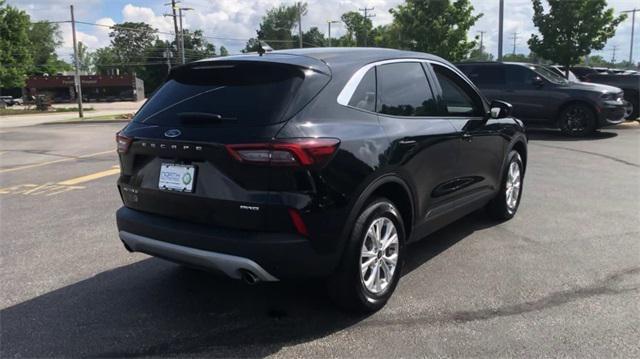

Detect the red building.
[{"left": 26, "top": 74, "right": 145, "bottom": 103}]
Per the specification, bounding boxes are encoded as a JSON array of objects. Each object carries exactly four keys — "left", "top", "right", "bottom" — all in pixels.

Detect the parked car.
[
  {"left": 582, "top": 73, "right": 640, "bottom": 120},
  {"left": 115, "top": 48, "right": 528, "bottom": 312},
  {"left": 0, "top": 96, "right": 23, "bottom": 107},
  {"left": 570, "top": 66, "right": 600, "bottom": 81},
  {"left": 457, "top": 62, "right": 627, "bottom": 136}
]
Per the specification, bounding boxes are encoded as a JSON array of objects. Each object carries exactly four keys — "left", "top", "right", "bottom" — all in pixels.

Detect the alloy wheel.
[
  {"left": 360, "top": 217, "right": 399, "bottom": 294},
  {"left": 565, "top": 106, "right": 587, "bottom": 133},
  {"left": 505, "top": 159, "right": 521, "bottom": 211}
]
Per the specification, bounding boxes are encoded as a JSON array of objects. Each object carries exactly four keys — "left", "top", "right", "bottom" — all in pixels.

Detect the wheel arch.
[{"left": 341, "top": 174, "right": 416, "bottom": 246}]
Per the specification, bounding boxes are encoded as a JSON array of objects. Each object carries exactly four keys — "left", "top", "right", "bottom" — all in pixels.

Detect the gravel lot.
[{"left": 1, "top": 122, "right": 638, "bottom": 357}]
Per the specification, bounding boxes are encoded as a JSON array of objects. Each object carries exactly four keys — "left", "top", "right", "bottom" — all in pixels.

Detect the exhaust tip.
[{"left": 240, "top": 269, "right": 259, "bottom": 285}]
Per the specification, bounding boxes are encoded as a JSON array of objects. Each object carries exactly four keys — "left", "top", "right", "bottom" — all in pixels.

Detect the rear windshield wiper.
[{"left": 177, "top": 112, "right": 237, "bottom": 123}]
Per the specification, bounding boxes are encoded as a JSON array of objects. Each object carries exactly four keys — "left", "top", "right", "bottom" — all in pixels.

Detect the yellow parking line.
[
  {"left": 0, "top": 150, "right": 114, "bottom": 174},
  {"left": 58, "top": 167, "right": 120, "bottom": 186}
]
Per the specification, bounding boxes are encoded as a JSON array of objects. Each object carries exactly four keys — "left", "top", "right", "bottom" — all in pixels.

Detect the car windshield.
[{"left": 531, "top": 65, "right": 569, "bottom": 84}]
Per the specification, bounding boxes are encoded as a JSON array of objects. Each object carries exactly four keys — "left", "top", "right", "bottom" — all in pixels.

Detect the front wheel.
[
  {"left": 487, "top": 151, "right": 524, "bottom": 220},
  {"left": 559, "top": 103, "right": 596, "bottom": 136},
  {"left": 328, "top": 198, "right": 405, "bottom": 313}
]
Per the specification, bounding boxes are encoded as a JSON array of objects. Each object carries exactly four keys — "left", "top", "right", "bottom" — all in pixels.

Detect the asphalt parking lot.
[{"left": 1, "top": 122, "right": 639, "bottom": 357}]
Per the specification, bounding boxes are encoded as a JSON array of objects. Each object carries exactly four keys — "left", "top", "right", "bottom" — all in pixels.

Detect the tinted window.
[
  {"left": 348, "top": 68, "right": 376, "bottom": 112},
  {"left": 134, "top": 63, "right": 318, "bottom": 126},
  {"left": 459, "top": 65, "right": 505, "bottom": 86},
  {"left": 433, "top": 65, "right": 482, "bottom": 116},
  {"left": 505, "top": 65, "right": 536, "bottom": 85},
  {"left": 377, "top": 62, "right": 437, "bottom": 117}
]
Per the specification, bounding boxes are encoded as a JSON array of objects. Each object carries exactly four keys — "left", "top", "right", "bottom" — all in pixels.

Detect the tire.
[
  {"left": 487, "top": 150, "right": 524, "bottom": 221},
  {"left": 327, "top": 197, "right": 405, "bottom": 313},
  {"left": 626, "top": 93, "right": 639, "bottom": 121},
  {"left": 559, "top": 103, "right": 597, "bottom": 136}
]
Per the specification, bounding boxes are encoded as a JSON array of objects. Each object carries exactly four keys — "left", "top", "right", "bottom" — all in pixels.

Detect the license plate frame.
[{"left": 158, "top": 163, "right": 196, "bottom": 193}]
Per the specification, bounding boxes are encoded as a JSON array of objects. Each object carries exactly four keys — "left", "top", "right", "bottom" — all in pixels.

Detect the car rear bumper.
[{"left": 116, "top": 207, "right": 340, "bottom": 280}]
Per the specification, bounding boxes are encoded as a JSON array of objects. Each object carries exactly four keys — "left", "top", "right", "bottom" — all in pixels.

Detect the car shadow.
[
  {"left": 526, "top": 127, "right": 618, "bottom": 141},
  {"left": 1, "top": 212, "right": 496, "bottom": 357}
]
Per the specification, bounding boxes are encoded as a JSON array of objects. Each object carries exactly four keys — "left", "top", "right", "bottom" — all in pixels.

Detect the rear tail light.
[
  {"left": 288, "top": 208, "right": 309, "bottom": 237},
  {"left": 226, "top": 138, "right": 340, "bottom": 166},
  {"left": 116, "top": 132, "right": 132, "bottom": 154}
]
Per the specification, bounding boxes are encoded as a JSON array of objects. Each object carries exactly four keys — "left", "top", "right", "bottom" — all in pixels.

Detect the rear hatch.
[{"left": 117, "top": 55, "right": 331, "bottom": 231}]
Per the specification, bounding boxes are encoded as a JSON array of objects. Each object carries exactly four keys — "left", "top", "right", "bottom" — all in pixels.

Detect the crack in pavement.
[
  {"left": 363, "top": 267, "right": 640, "bottom": 327},
  {"left": 530, "top": 143, "right": 640, "bottom": 168}
]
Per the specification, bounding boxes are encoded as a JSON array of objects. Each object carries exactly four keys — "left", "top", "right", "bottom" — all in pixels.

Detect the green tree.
[
  {"left": 581, "top": 54, "right": 613, "bottom": 67},
  {"left": 389, "top": 0, "right": 482, "bottom": 61},
  {"left": 94, "top": 47, "right": 119, "bottom": 75},
  {"left": 0, "top": 1, "right": 33, "bottom": 89},
  {"left": 109, "top": 22, "right": 158, "bottom": 74},
  {"left": 28, "top": 21, "right": 70, "bottom": 75},
  {"left": 176, "top": 29, "right": 215, "bottom": 62},
  {"left": 502, "top": 53, "right": 529, "bottom": 62},
  {"left": 528, "top": 0, "right": 626, "bottom": 77},
  {"left": 294, "top": 26, "right": 326, "bottom": 47},
  {"left": 244, "top": 3, "right": 306, "bottom": 51},
  {"left": 72, "top": 41, "right": 94, "bottom": 74},
  {"left": 138, "top": 40, "right": 172, "bottom": 95},
  {"left": 339, "top": 11, "right": 373, "bottom": 47},
  {"left": 219, "top": 46, "right": 229, "bottom": 56},
  {"left": 468, "top": 48, "right": 494, "bottom": 61}
]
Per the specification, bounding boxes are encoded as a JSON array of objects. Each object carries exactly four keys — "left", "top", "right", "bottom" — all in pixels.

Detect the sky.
[{"left": 7, "top": 0, "right": 640, "bottom": 64}]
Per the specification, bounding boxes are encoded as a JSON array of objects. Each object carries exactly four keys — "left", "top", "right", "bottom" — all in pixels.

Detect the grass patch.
[{"left": 0, "top": 107, "right": 95, "bottom": 116}]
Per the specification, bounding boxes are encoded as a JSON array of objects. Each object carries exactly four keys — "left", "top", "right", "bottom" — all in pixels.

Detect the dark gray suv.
[{"left": 457, "top": 62, "right": 627, "bottom": 136}]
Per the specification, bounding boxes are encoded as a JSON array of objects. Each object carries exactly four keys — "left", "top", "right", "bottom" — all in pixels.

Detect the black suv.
[
  {"left": 116, "top": 48, "right": 527, "bottom": 312},
  {"left": 457, "top": 62, "right": 627, "bottom": 136}
]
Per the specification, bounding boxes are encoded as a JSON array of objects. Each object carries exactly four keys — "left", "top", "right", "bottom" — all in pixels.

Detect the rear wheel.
[
  {"left": 487, "top": 151, "right": 524, "bottom": 221},
  {"left": 559, "top": 103, "right": 596, "bottom": 136},
  {"left": 328, "top": 198, "right": 405, "bottom": 313}
]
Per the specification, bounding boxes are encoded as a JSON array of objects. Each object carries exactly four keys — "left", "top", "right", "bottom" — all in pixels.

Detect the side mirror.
[
  {"left": 532, "top": 76, "right": 544, "bottom": 87},
  {"left": 489, "top": 100, "right": 513, "bottom": 119}
]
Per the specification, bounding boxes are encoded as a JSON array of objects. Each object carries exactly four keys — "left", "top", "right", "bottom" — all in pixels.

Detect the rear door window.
[
  {"left": 376, "top": 62, "right": 438, "bottom": 117},
  {"left": 134, "top": 63, "right": 324, "bottom": 126}
]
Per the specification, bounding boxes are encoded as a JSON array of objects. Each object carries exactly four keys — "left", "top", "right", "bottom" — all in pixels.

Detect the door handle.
[{"left": 461, "top": 132, "right": 473, "bottom": 142}]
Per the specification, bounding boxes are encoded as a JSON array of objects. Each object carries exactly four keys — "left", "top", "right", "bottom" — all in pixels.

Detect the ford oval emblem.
[{"left": 164, "top": 129, "right": 181, "bottom": 138}]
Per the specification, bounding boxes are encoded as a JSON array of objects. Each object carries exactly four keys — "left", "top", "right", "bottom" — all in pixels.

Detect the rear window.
[{"left": 134, "top": 62, "right": 324, "bottom": 126}]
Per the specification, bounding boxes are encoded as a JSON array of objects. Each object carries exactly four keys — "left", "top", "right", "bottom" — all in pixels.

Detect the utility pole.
[
  {"left": 164, "top": 41, "right": 173, "bottom": 75},
  {"left": 358, "top": 7, "right": 375, "bottom": 47},
  {"left": 478, "top": 30, "right": 486, "bottom": 52},
  {"left": 297, "top": 2, "right": 303, "bottom": 48},
  {"left": 327, "top": 20, "right": 340, "bottom": 47},
  {"left": 179, "top": 7, "right": 193, "bottom": 64},
  {"left": 611, "top": 44, "right": 618, "bottom": 64},
  {"left": 511, "top": 32, "right": 518, "bottom": 55},
  {"left": 498, "top": 0, "right": 504, "bottom": 61},
  {"left": 622, "top": 9, "right": 638, "bottom": 66},
  {"left": 70, "top": 5, "right": 83, "bottom": 118},
  {"left": 164, "top": 1, "right": 181, "bottom": 63}
]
